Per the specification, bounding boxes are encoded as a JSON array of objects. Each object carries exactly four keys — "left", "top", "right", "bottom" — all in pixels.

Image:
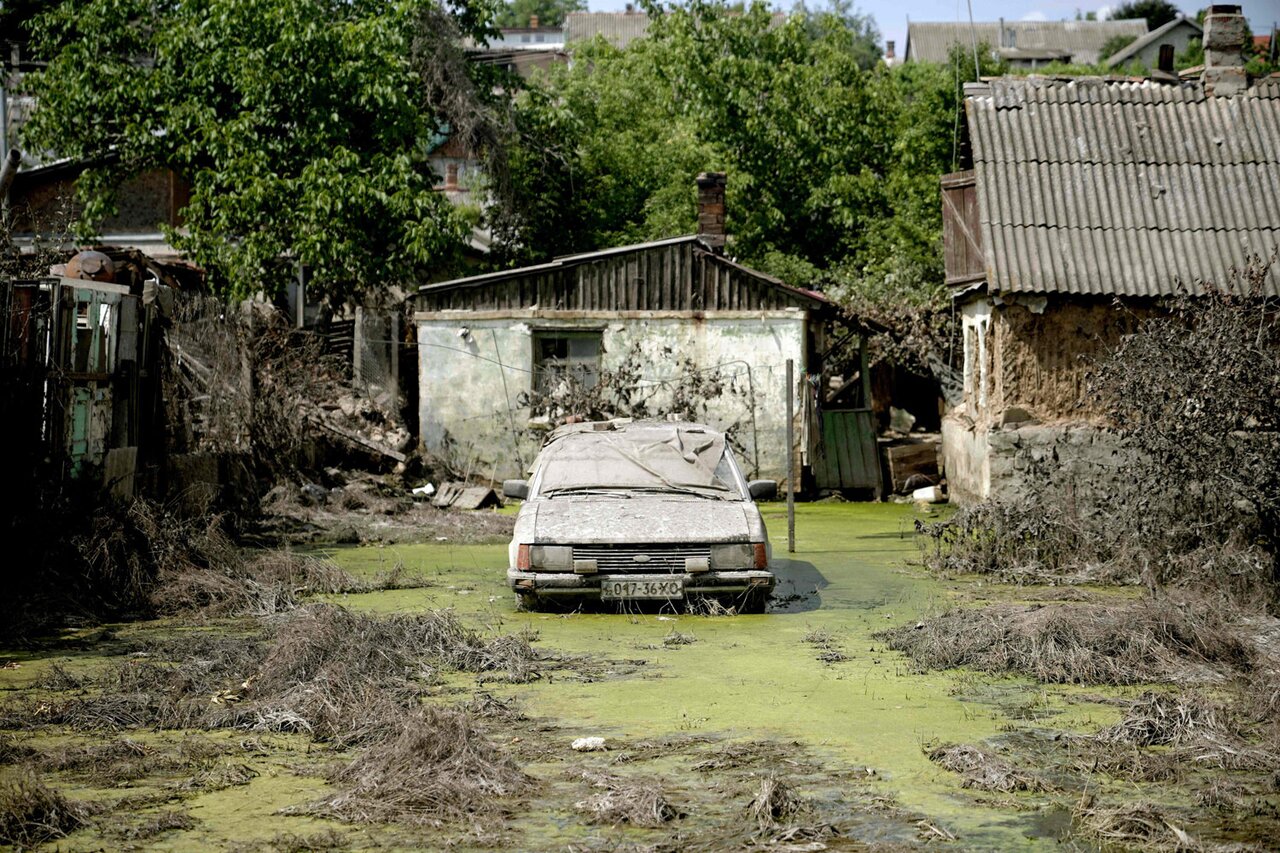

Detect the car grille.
[{"left": 572, "top": 544, "right": 711, "bottom": 573}]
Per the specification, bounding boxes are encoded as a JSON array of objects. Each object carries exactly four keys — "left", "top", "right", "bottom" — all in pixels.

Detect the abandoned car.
[{"left": 503, "top": 420, "right": 777, "bottom": 612}]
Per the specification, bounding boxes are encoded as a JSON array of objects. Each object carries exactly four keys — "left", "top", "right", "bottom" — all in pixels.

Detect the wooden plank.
[
  {"left": 853, "top": 410, "right": 881, "bottom": 489},
  {"left": 885, "top": 442, "right": 939, "bottom": 493},
  {"left": 819, "top": 412, "right": 839, "bottom": 484},
  {"left": 833, "top": 412, "right": 855, "bottom": 486}
]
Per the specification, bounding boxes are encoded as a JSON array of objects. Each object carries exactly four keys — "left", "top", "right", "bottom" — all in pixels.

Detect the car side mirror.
[
  {"left": 748, "top": 480, "right": 777, "bottom": 501},
  {"left": 502, "top": 479, "right": 529, "bottom": 500}
]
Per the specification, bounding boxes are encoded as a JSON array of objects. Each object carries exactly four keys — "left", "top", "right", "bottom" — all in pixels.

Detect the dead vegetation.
[
  {"left": 747, "top": 774, "right": 808, "bottom": 831},
  {"left": 926, "top": 743, "right": 1047, "bottom": 792},
  {"left": 803, "top": 626, "right": 849, "bottom": 663},
  {"left": 0, "top": 774, "right": 94, "bottom": 848},
  {"left": 316, "top": 705, "right": 529, "bottom": 827},
  {"left": 1, "top": 596, "right": 557, "bottom": 835},
  {"left": 574, "top": 771, "right": 680, "bottom": 827},
  {"left": 1099, "top": 692, "right": 1224, "bottom": 747},
  {"left": 879, "top": 597, "right": 1254, "bottom": 685},
  {"left": 1072, "top": 800, "right": 1199, "bottom": 849}
]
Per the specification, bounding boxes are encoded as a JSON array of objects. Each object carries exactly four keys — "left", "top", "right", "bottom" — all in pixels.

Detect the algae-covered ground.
[{"left": 2, "top": 503, "right": 1268, "bottom": 850}]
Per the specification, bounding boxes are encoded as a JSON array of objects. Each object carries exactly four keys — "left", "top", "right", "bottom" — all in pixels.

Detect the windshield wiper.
[
  {"left": 627, "top": 485, "right": 734, "bottom": 500},
  {"left": 542, "top": 487, "right": 633, "bottom": 498}
]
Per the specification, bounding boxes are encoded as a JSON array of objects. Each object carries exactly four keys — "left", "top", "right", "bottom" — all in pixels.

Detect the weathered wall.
[
  {"left": 942, "top": 417, "right": 1135, "bottom": 505},
  {"left": 416, "top": 311, "right": 807, "bottom": 483},
  {"left": 944, "top": 295, "right": 1152, "bottom": 504},
  {"left": 992, "top": 298, "right": 1146, "bottom": 424},
  {"left": 12, "top": 168, "right": 184, "bottom": 235}
]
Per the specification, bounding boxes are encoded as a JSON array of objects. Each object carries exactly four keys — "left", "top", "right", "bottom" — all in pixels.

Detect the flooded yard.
[{"left": 1, "top": 503, "right": 1272, "bottom": 850}]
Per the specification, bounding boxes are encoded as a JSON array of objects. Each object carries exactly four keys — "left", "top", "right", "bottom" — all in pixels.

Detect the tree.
[
  {"left": 495, "top": 0, "right": 992, "bottom": 316},
  {"left": 1099, "top": 33, "right": 1139, "bottom": 63},
  {"left": 20, "top": 0, "right": 491, "bottom": 307},
  {"left": 1109, "top": 0, "right": 1180, "bottom": 29},
  {"left": 495, "top": 0, "right": 585, "bottom": 28}
]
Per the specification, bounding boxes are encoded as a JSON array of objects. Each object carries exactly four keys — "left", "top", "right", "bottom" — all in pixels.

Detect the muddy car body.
[{"left": 504, "top": 421, "right": 776, "bottom": 612}]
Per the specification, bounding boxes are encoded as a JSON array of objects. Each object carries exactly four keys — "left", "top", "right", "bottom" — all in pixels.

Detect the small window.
[{"left": 533, "top": 331, "right": 602, "bottom": 394}]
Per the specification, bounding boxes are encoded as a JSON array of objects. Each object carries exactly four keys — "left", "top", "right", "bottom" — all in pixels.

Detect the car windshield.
[{"left": 534, "top": 426, "right": 743, "bottom": 500}]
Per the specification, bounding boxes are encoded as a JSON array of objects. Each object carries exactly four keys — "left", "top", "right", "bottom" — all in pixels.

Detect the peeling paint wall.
[{"left": 417, "top": 312, "right": 807, "bottom": 482}]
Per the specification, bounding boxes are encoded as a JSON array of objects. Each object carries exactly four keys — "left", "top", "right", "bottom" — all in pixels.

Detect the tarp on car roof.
[{"left": 536, "top": 424, "right": 734, "bottom": 495}]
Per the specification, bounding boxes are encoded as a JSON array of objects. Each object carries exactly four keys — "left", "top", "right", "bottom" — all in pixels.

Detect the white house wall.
[{"left": 416, "top": 311, "right": 807, "bottom": 483}]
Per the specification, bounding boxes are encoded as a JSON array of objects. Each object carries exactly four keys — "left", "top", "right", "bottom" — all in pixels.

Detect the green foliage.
[
  {"left": 21, "top": 0, "right": 478, "bottom": 306},
  {"left": 495, "top": 0, "right": 583, "bottom": 28},
  {"left": 1099, "top": 33, "right": 1139, "bottom": 64},
  {"left": 1109, "top": 0, "right": 1180, "bottom": 29},
  {"left": 496, "top": 1, "right": 993, "bottom": 314}
]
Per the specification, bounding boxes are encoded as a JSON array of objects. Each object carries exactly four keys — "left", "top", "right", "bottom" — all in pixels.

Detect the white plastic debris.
[
  {"left": 912, "top": 485, "right": 946, "bottom": 503},
  {"left": 571, "top": 737, "right": 607, "bottom": 752},
  {"left": 411, "top": 482, "right": 436, "bottom": 498}
]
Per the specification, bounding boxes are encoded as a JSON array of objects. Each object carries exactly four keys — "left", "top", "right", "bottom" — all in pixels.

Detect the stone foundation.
[{"left": 942, "top": 416, "right": 1135, "bottom": 505}]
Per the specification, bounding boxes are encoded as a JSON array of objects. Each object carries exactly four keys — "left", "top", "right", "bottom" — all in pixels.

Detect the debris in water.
[{"left": 572, "top": 737, "right": 607, "bottom": 752}]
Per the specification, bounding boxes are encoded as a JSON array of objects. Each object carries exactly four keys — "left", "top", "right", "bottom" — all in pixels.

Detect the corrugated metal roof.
[
  {"left": 968, "top": 77, "right": 1280, "bottom": 297},
  {"left": 564, "top": 12, "right": 652, "bottom": 48},
  {"left": 1104, "top": 16, "right": 1200, "bottom": 67},
  {"left": 906, "top": 20, "right": 1148, "bottom": 65}
]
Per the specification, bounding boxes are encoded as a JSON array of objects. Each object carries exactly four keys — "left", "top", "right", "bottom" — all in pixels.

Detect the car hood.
[{"left": 527, "top": 496, "right": 760, "bottom": 544}]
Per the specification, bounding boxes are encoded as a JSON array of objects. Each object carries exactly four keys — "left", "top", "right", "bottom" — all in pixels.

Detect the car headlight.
[
  {"left": 710, "top": 543, "right": 769, "bottom": 570},
  {"left": 530, "top": 545, "right": 573, "bottom": 570},
  {"left": 710, "top": 543, "right": 753, "bottom": 569}
]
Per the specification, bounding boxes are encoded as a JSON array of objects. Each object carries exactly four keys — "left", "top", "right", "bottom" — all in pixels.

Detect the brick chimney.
[
  {"left": 696, "top": 172, "right": 727, "bottom": 252},
  {"left": 885, "top": 40, "right": 895, "bottom": 60},
  {"left": 1202, "top": 4, "right": 1248, "bottom": 96},
  {"left": 529, "top": 14, "right": 539, "bottom": 28}
]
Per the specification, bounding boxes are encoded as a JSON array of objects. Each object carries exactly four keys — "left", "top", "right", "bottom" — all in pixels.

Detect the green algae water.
[
  {"left": 2, "top": 503, "right": 1128, "bottom": 850},
  {"left": 323, "top": 503, "right": 1120, "bottom": 849}
]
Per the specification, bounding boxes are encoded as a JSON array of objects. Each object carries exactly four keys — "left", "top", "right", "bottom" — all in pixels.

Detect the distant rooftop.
[
  {"left": 906, "top": 20, "right": 1149, "bottom": 65},
  {"left": 564, "top": 11, "right": 652, "bottom": 48}
]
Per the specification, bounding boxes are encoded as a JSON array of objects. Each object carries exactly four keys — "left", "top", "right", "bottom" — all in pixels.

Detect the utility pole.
[{"left": 786, "top": 358, "right": 795, "bottom": 554}]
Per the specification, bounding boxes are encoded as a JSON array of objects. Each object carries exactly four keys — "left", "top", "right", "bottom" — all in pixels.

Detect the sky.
[{"left": 584, "top": 1, "right": 1280, "bottom": 64}]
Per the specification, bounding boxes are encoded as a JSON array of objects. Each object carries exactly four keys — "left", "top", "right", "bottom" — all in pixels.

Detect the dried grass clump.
[
  {"left": 1073, "top": 800, "right": 1195, "bottom": 848},
  {"left": 0, "top": 775, "right": 92, "bottom": 848},
  {"left": 0, "top": 736, "right": 38, "bottom": 765},
  {"left": 257, "top": 605, "right": 539, "bottom": 697},
  {"left": 803, "top": 627, "right": 848, "bottom": 663},
  {"left": 317, "top": 705, "right": 528, "bottom": 827},
  {"left": 880, "top": 597, "right": 1254, "bottom": 685},
  {"left": 1099, "top": 692, "right": 1222, "bottom": 747},
  {"left": 926, "top": 743, "right": 1046, "bottom": 792},
  {"left": 108, "top": 808, "right": 197, "bottom": 840},
  {"left": 747, "top": 774, "right": 807, "bottom": 831},
  {"left": 663, "top": 630, "right": 697, "bottom": 647},
  {"left": 574, "top": 772, "right": 679, "bottom": 828},
  {"left": 150, "top": 547, "right": 361, "bottom": 618}
]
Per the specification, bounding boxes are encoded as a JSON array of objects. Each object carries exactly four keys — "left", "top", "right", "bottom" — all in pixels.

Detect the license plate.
[{"left": 600, "top": 577, "right": 683, "bottom": 600}]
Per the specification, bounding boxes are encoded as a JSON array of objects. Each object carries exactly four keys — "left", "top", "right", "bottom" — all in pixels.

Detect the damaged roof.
[
  {"left": 416, "top": 235, "right": 837, "bottom": 315},
  {"left": 967, "top": 76, "right": 1280, "bottom": 297}
]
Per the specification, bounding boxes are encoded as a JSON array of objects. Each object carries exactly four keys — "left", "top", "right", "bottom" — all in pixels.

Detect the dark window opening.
[{"left": 533, "top": 331, "right": 602, "bottom": 394}]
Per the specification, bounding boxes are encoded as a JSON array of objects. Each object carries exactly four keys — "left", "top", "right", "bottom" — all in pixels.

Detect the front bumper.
[{"left": 508, "top": 569, "right": 775, "bottom": 598}]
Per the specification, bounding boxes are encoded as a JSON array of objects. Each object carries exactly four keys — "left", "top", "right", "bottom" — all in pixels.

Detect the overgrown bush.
[{"left": 921, "top": 255, "right": 1280, "bottom": 606}]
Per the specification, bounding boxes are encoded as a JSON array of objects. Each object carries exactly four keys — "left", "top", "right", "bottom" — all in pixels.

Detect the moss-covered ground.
[{"left": 0, "top": 503, "right": 1198, "bottom": 850}]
